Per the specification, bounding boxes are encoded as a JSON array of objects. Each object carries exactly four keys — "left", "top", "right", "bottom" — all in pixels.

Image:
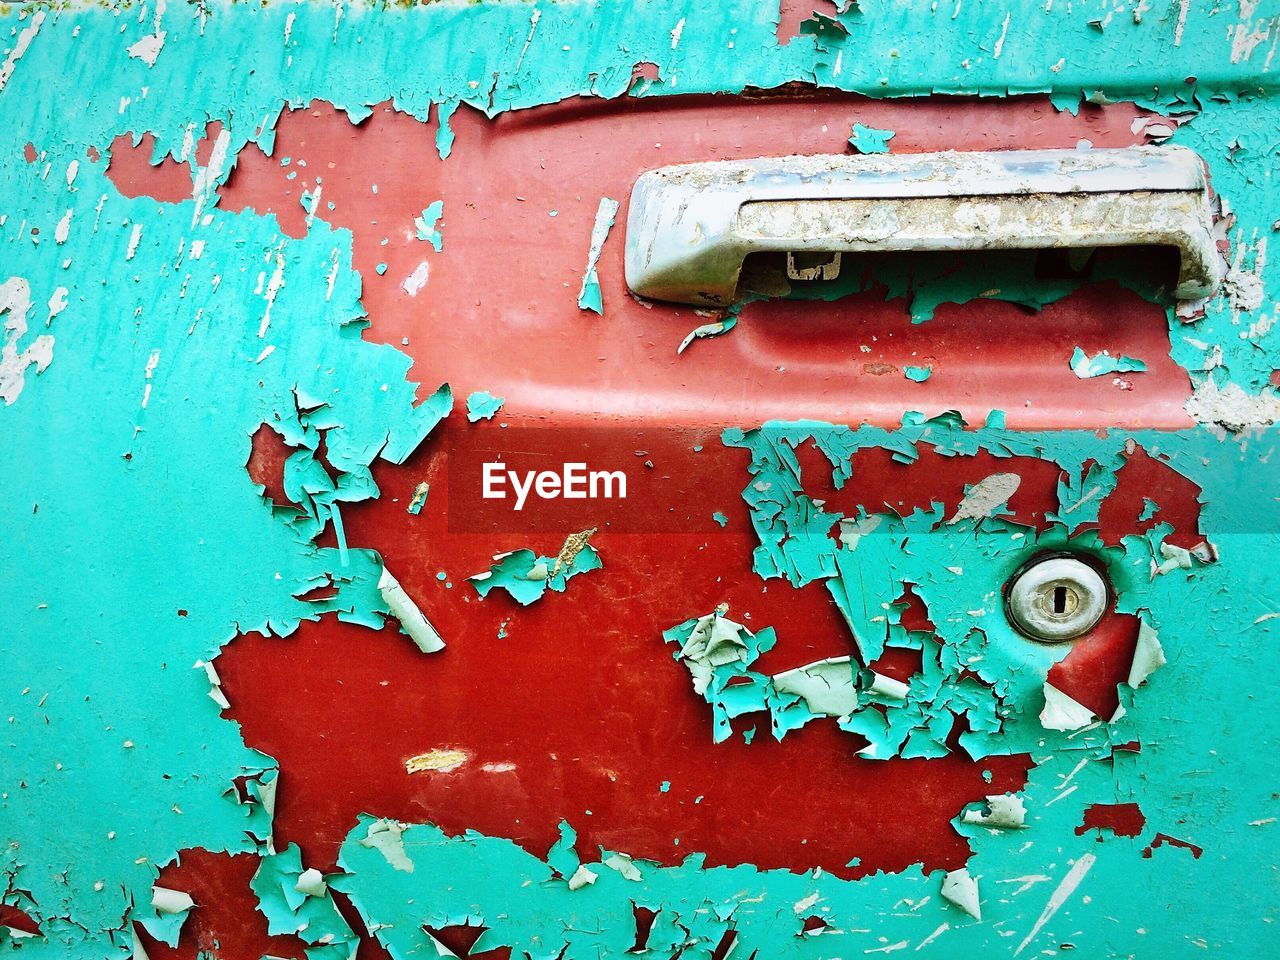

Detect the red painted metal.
[
  {"left": 109, "top": 92, "right": 1191, "bottom": 430},
  {"left": 110, "top": 92, "right": 1207, "bottom": 957}
]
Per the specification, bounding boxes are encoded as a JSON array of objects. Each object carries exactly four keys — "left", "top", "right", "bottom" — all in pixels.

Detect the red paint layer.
[
  {"left": 1047, "top": 612, "right": 1140, "bottom": 721},
  {"left": 107, "top": 133, "right": 193, "bottom": 204},
  {"left": 219, "top": 425, "right": 1033, "bottom": 880},
  {"left": 0, "top": 905, "right": 39, "bottom": 936},
  {"left": 1097, "top": 443, "right": 1204, "bottom": 550},
  {"left": 1143, "top": 832, "right": 1204, "bottom": 859},
  {"left": 207, "top": 93, "right": 1187, "bottom": 428},
  {"left": 1075, "top": 802, "right": 1147, "bottom": 838},
  {"left": 246, "top": 424, "right": 296, "bottom": 507},
  {"left": 141, "top": 850, "right": 308, "bottom": 960},
  {"left": 777, "top": 0, "right": 843, "bottom": 43},
  {"left": 220, "top": 417, "right": 1201, "bottom": 886},
  {"left": 98, "top": 92, "right": 1212, "bottom": 952}
]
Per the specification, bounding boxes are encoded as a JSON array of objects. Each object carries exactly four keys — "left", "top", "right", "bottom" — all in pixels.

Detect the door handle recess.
[{"left": 624, "top": 147, "right": 1220, "bottom": 306}]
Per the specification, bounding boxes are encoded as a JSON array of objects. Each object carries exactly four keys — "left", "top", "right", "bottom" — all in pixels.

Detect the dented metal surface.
[
  {"left": 2, "top": 1, "right": 1280, "bottom": 958},
  {"left": 626, "top": 147, "right": 1221, "bottom": 304}
]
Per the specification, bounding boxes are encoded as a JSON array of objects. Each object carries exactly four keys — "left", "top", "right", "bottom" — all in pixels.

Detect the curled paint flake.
[
  {"left": 773, "top": 656, "right": 857, "bottom": 717},
  {"left": 1039, "top": 683, "right": 1095, "bottom": 732},
  {"left": 1070, "top": 347, "right": 1147, "bottom": 379},
  {"left": 602, "top": 852, "right": 642, "bottom": 881},
  {"left": 1127, "top": 618, "right": 1166, "bottom": 687},
  {"left": 134, "top": 885, "right": 194, "bottom": 947},
  {"left": 251, "top": 843, "right": 359, "bottom": 955},
  {"left": 961, "top": 793, "right": 1028, "bottom": 830},
  {"left": 194, "top": 659, "right": 230, "bottom": 710},
  {"left": 356, "top": 820, "right": 415, "bottom": 874},
  {"left": 294, "top": 868, "right": 327, "bottom": 899},
  {"left": 377, "top": 565, "right": 446, "bottom": 653},
  {"left": 577, "top": 196, "right": 620, "bottom": 313},
  {"left": 677, "top": 316, "right": 737, "bottom": 354},
  {"left": 664, "top": 609, "right": 822, "bottom": 742},
  {"left": 940, "top": 868, "right": 981, "bottom": 920}
]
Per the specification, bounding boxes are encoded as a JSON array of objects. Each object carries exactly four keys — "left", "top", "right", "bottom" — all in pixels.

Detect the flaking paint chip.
[
  {"left": 405, "top": 748, "right": 470, "bottom": 774},
  {"left": 1039, "top": 683, "right": 1095, "bottom": 731},
  {"left": 949, "top": 473, "right": 1021, "bottom": 523},
  {"left": 940, "top": 868, "right": 981, "bottom": 920},
  {"left": 961, "top": 793, "right": 1028, "bottom": 830}
]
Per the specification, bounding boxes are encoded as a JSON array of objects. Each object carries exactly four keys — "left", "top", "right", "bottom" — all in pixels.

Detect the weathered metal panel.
[{"left": 3, "top": 2, "right": 1279, "bottom": 959}]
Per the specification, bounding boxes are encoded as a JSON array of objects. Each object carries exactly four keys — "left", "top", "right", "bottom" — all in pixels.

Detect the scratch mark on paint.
[
  {"left": 0, "top": 9, "right": 44, "bottom": 93},
  {"left": 1015, "top": 854, "right": 1097, "bottom": 956}
]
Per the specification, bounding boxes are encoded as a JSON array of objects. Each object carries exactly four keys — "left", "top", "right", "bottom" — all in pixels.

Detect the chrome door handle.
[{"left": 624, "top": 146, "right": 1220, "bottom": 306}]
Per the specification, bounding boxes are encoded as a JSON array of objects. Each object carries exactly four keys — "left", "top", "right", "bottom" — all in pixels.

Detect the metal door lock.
[{"left": 1006, "top": 555, "right": 1108, "bottom": 642}]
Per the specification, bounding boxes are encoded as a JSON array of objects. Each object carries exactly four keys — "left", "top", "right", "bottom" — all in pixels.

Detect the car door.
[{"left": 3, "top": 3, "right": 1278, "bottom": 960}]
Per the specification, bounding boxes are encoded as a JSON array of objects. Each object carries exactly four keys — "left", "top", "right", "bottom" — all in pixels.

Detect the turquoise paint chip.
[
  {"left": 1070, "top": 347, "right": 1147, "bottom": 378},
  {"left": 470, "top": 545, "right": 602, "bottom": 605},
  {"left": 903, "top": 364, "right": 932, "bottom": 382},
  {"left": 466, "top": 390, "right": 505, "bottom": 422},
  {"left": 416, "top": 200, "right": 445, "bottom": 251},
  {"left": 849, "top": 122, "right": 895, "bottom": 154}
]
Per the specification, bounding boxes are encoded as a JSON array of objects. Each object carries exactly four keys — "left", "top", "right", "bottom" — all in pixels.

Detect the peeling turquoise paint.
[
  {"left": 250, "top": 844, "right": 356, "bottom": 960},
  {"left": 577, "top": 196, "right": 620, "bottom": 314},
  {"left": 3, "top": 1, "right": 1280, "bottom": 958},
  {"left": 469, "top": 543, "right": 603, "bottom": 605},
  {"left": 848, "top": 121, "right": 895, "bottom": 154},
  {"left": 415, "top": 200, "right": 444, "bottom": 251},
  {"left": 720, "top": 417, "right": 1193, "bottom": 760},
  {"left": 466, "top": 389, "right": 505, "bottom": 422},
  {"left": 1070, "top": 346, "right": 1148, "bottom": 378}
]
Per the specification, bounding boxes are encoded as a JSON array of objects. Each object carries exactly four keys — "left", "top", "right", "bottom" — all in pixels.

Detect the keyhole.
[
  {"left": 1008, "top": 556, "right": 1108, "bottom": 642},
  {"left": 1053, "top": 585, "right": 1069, "bottom": 615}
]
